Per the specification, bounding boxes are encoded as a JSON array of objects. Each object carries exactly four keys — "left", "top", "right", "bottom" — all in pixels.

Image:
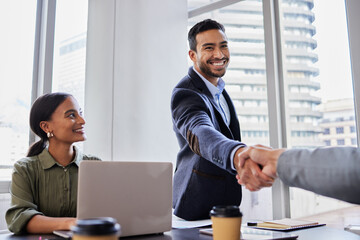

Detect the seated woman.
[{"left": 6, "top": 92, "right": 100, "bottom": 234}]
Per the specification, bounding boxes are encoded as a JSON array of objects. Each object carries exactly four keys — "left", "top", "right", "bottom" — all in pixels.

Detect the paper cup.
[
  {"left": 210, "top": 205, "right": 242, "bottom": 240},
  {"left": 71, "top": 217, "right": 121, "bottom": 240}
]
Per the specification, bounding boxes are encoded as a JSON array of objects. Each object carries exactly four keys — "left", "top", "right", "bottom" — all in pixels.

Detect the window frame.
[
  {"left": 31, "top": 0, "right": 57, "bottom": 143},
  {"left": 0, "top": 0, "right": 56, "bottom": 193}
]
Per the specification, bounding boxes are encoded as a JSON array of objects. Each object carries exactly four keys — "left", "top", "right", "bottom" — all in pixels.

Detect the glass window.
[
  {"left": 323, "top": 128, "right": 330, "bottom": 135},
  {"left": 280, "top": 0, "right": 356, "bottom": 218},
  {"left": 337, "top": 139, "right": 345, "bottom": 146},
  {"left": 52, "top": 0, "right": 88, "bottom": 109},
  {"left": 336, "top": 127, "right": 344, "bottom": 134},
  {"left": 0, "top": 0, "right": 37, "bottom": 180},
  {"left": 350, "top": 126, "right": 356, "bottom": 133}
]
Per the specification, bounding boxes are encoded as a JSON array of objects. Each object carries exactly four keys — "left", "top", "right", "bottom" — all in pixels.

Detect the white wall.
[{"left": 84, "top": 0, "right": 188, "bottom": 163}]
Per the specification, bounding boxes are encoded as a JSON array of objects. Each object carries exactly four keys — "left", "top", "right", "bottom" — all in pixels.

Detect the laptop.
[{"left": 56, "top": 161, "right": 172, "bottom": 238}]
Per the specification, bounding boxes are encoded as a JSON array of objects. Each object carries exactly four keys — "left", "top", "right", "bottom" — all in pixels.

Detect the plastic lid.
[
  {"left": 71, "top": 217, "right": 121, "bottom": 236},
  {"left": 210, "top": 205, "right": 243, "bottom": 218}
]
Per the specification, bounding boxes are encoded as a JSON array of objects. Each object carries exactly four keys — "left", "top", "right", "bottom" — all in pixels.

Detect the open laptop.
[{"left": 55, "top": 161, "right": 173, "bottom": 238}]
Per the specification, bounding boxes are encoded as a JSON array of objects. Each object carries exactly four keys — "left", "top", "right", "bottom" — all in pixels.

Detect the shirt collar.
[
  {"left": 193, "top": 66, "right": 225, "bottom": 99},
  {"left": 39, "top": 146, "right": 82, "bottom": 169}
]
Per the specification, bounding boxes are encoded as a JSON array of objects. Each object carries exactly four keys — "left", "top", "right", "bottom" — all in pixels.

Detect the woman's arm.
[{"left": 26, "top": 215, "right": 76, "bottom": 234}]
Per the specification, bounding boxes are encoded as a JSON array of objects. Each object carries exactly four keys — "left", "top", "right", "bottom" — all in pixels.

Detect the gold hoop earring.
[{"left": 47, "top": 132, "right": 54, "bottom": 138}]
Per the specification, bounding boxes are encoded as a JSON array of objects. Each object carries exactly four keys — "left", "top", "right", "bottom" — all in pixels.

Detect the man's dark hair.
[{"left": 188, "top": 19, "right": 225, "bottom": 52}]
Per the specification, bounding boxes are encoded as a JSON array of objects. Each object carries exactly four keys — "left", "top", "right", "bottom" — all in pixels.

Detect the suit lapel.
[
  {"left": 223, "top": 90, "right": 241, "bottom": 141},
  {"left": 188, "top": 68, "right": 224, "bottom": 115},
  {"left": 188, "top": 68, "right": 241, "bottom": 141}
]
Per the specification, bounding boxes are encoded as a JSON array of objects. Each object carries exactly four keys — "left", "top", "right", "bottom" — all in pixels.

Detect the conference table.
[
  {"left": 1, "top": 226, "right": 359, "bottom": 240},
  {"left": 2, "top": 206, "right": 360, "bottom": 240}
]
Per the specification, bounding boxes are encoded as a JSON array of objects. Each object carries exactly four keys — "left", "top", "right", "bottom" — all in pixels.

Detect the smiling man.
[{"left": 171, "top": 19, "right": 271, "bottom": 220}]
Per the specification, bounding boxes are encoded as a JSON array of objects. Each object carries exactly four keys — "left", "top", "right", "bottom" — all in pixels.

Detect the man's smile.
[{"left": 208, "top": 59, "right": 228, "bottom": 67}]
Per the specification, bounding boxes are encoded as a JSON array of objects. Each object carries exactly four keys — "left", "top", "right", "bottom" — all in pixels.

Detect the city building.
[
  {"left": 53, "top": 32, "right": 87, "bottom": 108},
  {"left": 319, "top": 98, "right": 357, "bottom": 147}
]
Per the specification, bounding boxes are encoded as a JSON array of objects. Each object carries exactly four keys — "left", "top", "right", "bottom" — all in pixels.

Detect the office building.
[
  {"left": 319, "top": 98, "right": 357, "bottom": 147},
  {"left": 53, "top": 32, "right": 87, "bottom": 108}
]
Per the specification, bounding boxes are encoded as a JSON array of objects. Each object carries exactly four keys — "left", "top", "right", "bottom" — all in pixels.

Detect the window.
[
  {"left": 52, "top": 0, "right": 88, "bottom": 108},
  {"left": 280, "top": 0, "right": 356, "bottom": 218},
  {"left": 188, "top": 0, "right": 359, "bottom": 220},
  {"left": 336, "top": 117, "right": 344, "bottom": 122},
  {"left": 350, "top": 126, "right": 356, "bottom": 133},
  {"left": 323, "top": 128, "right": 330, "bottom": 135},
  {"left": 0, "top": 0, "right": 37, "bottom": 181},
  {"left": 351, "top": 138, "right": 357, "bottom": 145},
  {"left": 336, "top": 127, "right": 344, "bottom": 134}
]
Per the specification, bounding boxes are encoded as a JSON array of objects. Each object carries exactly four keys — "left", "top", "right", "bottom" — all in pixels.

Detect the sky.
[{"left": 312, "top": 0, "right": 354, "bottom": 102}]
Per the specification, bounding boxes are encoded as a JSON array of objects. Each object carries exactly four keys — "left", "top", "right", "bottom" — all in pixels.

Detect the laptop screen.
[{"left": 77, "top": 161, "right": 173, "bottom": 237}]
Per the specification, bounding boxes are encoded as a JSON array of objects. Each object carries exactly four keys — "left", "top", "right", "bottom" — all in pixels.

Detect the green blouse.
[{"left": 5, "top": 146, "right": 100, "bottom": 234}]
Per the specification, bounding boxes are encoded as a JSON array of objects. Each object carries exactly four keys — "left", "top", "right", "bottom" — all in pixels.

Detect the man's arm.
[
  {"left": 277, "top": 147, "right": 360, "bottom": 204},
  {"left": 236, "top": 145, "right": 360, "bottom": 204},
  {"left": 172, "top": 87, "right": 244, "bottom": 173}
]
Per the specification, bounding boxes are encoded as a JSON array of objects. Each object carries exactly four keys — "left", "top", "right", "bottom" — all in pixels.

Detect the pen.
[{"left": 247, "top": 221, "right": 258, "bottom": 226}]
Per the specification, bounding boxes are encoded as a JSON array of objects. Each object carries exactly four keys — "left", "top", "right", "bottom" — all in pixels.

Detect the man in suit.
[
  {"left": 171, "top": 19, "right": 272, "bottom": 220},
  {"left": 236, "top": 145, "right": 360, "bottom": 204}
]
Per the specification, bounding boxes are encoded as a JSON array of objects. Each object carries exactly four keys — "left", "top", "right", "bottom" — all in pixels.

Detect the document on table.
[
  {"left": 172, "top": 214, "right": 212, "bottom": 229},
  {"left": 249, "top": 218, "right": 325, "bottom": 231}
]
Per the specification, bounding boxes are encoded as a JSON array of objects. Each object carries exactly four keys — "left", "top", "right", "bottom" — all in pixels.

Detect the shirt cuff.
[{"left": 230, "top": 145, "right": 243, "bottom": 171}]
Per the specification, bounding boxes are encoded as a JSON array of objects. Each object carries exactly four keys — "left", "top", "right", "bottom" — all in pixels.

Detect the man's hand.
[
  {"left": 234, "top": 145, "right": 285, "bottom": 191},
  {"left": 233, "top": 146, "right": 274, "bottom": 191}
]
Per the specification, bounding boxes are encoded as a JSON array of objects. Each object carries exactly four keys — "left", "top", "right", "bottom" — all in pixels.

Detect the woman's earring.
[{"left": 47, "top": 132, "right": 54, "bottom": 138}]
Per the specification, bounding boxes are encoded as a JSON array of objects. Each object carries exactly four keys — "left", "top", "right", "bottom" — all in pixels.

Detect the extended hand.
[
  {"left": 234, "top": 145, "right": 285, "bottom": 191},
  {"left": 236, "top": 158, "right": 274, "bottom": 191},
  {"left": 234, "top": 146, "right": 274, "bottom": 191}
]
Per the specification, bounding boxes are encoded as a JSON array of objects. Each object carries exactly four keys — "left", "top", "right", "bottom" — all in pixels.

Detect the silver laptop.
[{"left": 76, "top": 161, "right": 173, "bottom": 237}]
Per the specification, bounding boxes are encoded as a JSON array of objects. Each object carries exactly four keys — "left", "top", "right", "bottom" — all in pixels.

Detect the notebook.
[
  {"left": 200, "top": 226, "right": 299, "bottom": 239},
  {"left": 70, "top": 161, "right": 173, "bottom": 237},
  {"left": 249, "top": 218, "right": 325, "bottom": 231}
]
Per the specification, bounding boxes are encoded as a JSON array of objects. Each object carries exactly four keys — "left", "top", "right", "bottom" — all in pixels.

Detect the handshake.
[{"left": 234, "top": 145, "right": 286, "bottom": 191}]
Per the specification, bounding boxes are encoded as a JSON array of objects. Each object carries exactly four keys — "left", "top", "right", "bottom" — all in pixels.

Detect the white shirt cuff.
[{"left": 230, "top": 145, "right": 243, "bottom": 171}]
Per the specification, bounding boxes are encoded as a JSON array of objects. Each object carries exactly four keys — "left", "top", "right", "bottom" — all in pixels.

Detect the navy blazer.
[{"left": 171, "top": 67, "right": 245, "bottom": 220}]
